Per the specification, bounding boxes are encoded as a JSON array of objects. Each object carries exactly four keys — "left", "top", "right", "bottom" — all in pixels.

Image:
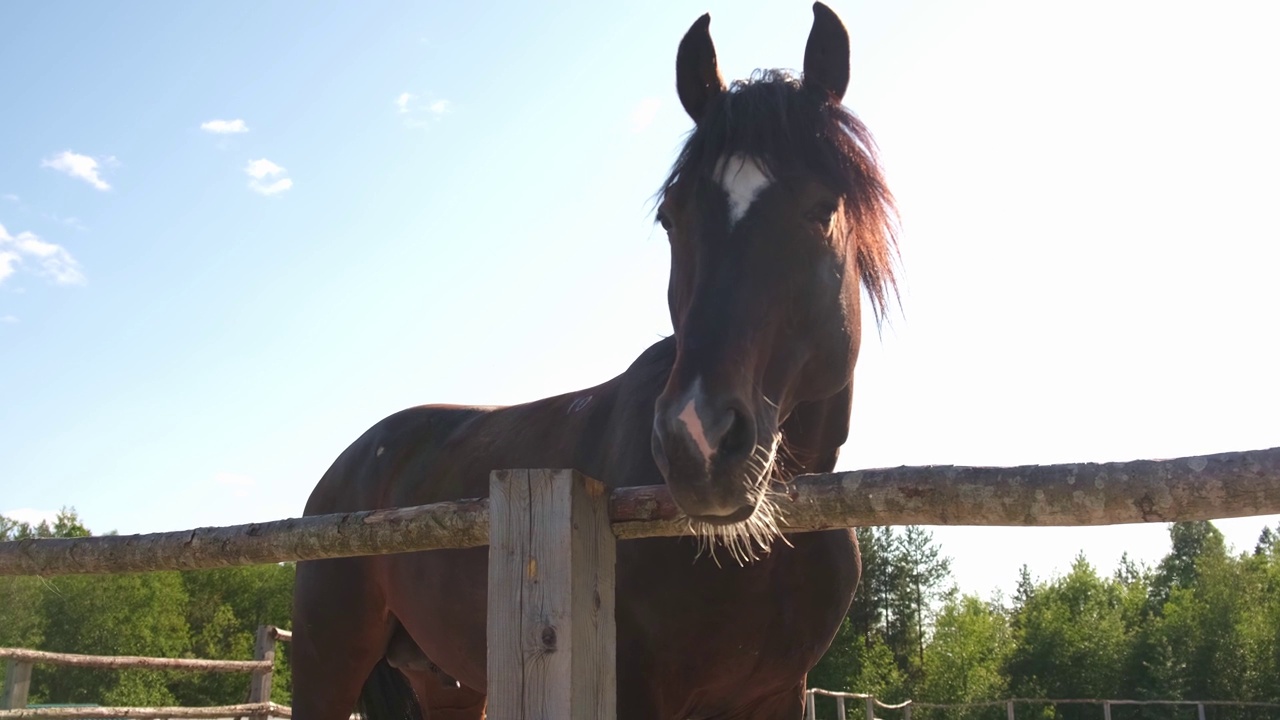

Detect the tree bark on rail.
[
  {"left": 0, "top": 648, "right": 268, "bottom": 672},
  {"left": 611, "top": 445, "right": 1280, "bottom": 538},
  {"left": 0, "top": 447, "right": 1276, "bottom": 577}
]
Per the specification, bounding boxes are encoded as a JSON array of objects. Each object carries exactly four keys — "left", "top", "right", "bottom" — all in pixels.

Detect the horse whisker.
[{"left": 688, "top": 430, "right": 790, "bottom": 566}]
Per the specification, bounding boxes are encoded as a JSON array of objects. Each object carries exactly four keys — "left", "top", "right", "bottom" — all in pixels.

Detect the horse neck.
[
  {"left": 779, "top": 381, "right": 854, "bottom": 475},
  {"left": 582, "top": 337, "right": 680, "bottom": 489}
]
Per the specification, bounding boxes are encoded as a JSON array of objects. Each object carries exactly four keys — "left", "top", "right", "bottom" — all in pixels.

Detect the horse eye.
[
  {"left": 657, "top": 212, "right": 674, "bottom": 232},
  {"left": 807, "top": 202, "right": 838, "bottom": 225}
]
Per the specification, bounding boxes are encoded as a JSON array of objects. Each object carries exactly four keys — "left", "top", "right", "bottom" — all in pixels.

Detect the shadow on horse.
[{"left": 293, "top": 4, "right": 899, "bottom": 718}]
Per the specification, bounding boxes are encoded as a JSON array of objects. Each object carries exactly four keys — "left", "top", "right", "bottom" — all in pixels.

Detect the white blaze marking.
[
  {"left": 676, "top": 379, "right": 716, "bottom": 467},
  {"left": 376, "top": 446, "right": 385, "bottom": 457},
  {"left": 714, "top": 154, "right": 772, "bottom": 228}
]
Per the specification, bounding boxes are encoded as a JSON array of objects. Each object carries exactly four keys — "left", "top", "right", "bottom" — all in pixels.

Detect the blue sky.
[{"left": 2, "top": 0, "right": 1277, "bottom": 598}]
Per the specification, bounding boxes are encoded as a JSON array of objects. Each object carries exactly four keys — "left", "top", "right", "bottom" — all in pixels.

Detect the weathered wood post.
[
  {"left": 1, "top": 660, "right": 32, "bottom": 710},
  {"left": 1007, "top": 699, "right": 1015, "bottom": 719},
  {"left": 805, "top": 690, "right": 817, "bottom": 720},
  {"left": 487, "top": 469, "right": 617, "bottom": 719},
  {"left": 835, "top": 695, "right": 845, "bottom": 719},
  {"left": 864, "top": 695, "right": 875, "bottom": 720},
  {"left": 1103, "top": 700, "right": 1111, "bottom": 720},
  {"left": 1197, "top": 703, "right": 1206, "bottom": 720},
  {"left": 247, "top": 625, "right": 276, "bottom": 718}
]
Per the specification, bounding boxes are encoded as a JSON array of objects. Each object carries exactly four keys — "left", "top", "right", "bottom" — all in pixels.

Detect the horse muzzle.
[{"left": 650, "top": 378, "right": 775, "bottom": 522}]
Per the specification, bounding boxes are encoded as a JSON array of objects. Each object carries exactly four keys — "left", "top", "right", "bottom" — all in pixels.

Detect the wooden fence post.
[
  {"left": 805, "top": 690, "right": 816, "bottom": 720},
  {"left": 836, "top": 695, "right": 846, "bottom": 719},
  {"left": 864, "top": 695, "right": 875, "bottom": 720},
  {"left": 487, "top": 469, "right": 617, "bottom": 720},
  {"left": 1, "top": 660, "right": 32, "bottom": 710},
  {"left": 1103, "top": 700, "right": 1111, "bottom": 720},
  {"left": 1007, "top": 699, "right": 1015, "bottom": 719},
  {"left": 247, "top": 625, "right": 276, "bottom": 718},
  {"left": 1197, "top": 704, "right": 1206, "bottom": 720}
]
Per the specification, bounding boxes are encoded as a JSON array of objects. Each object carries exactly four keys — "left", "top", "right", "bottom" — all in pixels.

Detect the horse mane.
[{"left": 659, "top": 69, "right": 900, "bottom": 323}]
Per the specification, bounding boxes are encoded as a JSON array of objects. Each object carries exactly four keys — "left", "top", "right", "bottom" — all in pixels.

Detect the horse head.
[{"left": 650, "top": 3, "right": 898, "bottom": 558}]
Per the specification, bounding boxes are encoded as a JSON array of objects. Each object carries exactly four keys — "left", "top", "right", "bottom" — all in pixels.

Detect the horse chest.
[{"left": 615, "top": 530, "right": 858, "bottom": 671}]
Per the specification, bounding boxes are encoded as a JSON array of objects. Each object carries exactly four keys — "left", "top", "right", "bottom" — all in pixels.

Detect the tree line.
[
  {"left": 808, "top": 522, "right": 1280, "bottom": 719},
  {"left": 3, "top": 511, "right": 1279, "bottom": 717},
  {"left": 1, "top": 510, "right": 294, "bottom": 707}
]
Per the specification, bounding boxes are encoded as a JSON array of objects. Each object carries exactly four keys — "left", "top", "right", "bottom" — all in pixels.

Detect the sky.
[{"left": 1, "top": 0, "right": 1278, "bottom": 600}]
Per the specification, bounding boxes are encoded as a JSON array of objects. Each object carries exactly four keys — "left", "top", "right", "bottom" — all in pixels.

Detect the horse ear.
[
  {"left": 676, "top": 13, "right": 726, "bottom": 123},
  {"left": 803, "top": 2, "right": 851, "bottom": 101}
]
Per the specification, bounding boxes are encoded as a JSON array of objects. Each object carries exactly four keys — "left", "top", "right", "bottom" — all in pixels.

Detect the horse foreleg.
[
  {"left": 292, "top": 558, "right": 394, "bottom": 720},
  {"left": 402, "top": 668, "right": 487, "bottom": 720}
]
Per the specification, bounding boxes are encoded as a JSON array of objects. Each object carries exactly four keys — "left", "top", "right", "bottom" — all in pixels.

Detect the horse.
[{"left": 291, "top": 4, "right": 898, "bottom": 718}]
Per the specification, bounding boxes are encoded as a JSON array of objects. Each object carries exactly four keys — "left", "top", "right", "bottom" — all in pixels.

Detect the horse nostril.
[{"left": 717, "top": 407, "right": 754, "bottom": 460}]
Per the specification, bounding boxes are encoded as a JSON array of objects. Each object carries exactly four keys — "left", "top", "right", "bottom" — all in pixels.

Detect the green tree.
[
  {"left": 1140, "top": 527, "right": 1278, "bottom": 716},
  {"left": 893, "top": 526, "right": 951, "bottom": 676},
  {"left": 0, "top": 509, "right": 91, "bottom": 655},
  {"left": 921, "top": 593, "right": 1011, "bottom": 718},
  {"left": 850, "top": 634, "right": 908, "bottom": 704},
  {"left": 1005, "top": 555, "right": 1131, "bottom": 719},
  {"left": 1149, "top": 521, "right": 1225, "bottom": 608},
  {"left": 847, "top": 526, "right": 891, "bottom": 646},
  {"left": 813, "top": 526, "right": 951, "bottom": 703},
  {"left": 172, "top": 564, "right": 295, "bottom": 706},
  {"left": 34, "top": 571, "right": 192, "bottom": 706}
]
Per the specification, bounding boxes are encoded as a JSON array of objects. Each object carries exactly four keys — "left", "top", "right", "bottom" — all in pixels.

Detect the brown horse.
[{"left": 292, "top": 4, "right": 898, "bottom": 718}]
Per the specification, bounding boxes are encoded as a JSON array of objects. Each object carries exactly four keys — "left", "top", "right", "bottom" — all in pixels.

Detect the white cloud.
[
  {"left": 630, "top": 97, "right": 661, "bottom": 133},
  {"left": 2, "top": 194, "right": 18, "bottom": 203},
  {"left": 0, "top": 251, "right": 17, "bottom": 282},
  {"left": 0, "top": 223, "right": 85, "bottom": 285},
  {"left": 396, "top": 93, "right": 450, "bottom": 129},
  {"left": 201, "top": 118, "right": 250, "bottom": 134},
  {"left": 244, "top": 158, "right": 293, "bottom": 196},
  {"left": 245, "top": 158, "right": 286, "bottom": 179},
  {"left": 0, "top": 315, "right": 17, "bottom": 323},
  {"left": 47, "top": 214, "right": 87, "bottom": 231},
  {"left": 42, "top": 150, "right": 111, "bottom": 191},
  {"left": 250, "top": 178, "right": 293, "bottom": 196}
]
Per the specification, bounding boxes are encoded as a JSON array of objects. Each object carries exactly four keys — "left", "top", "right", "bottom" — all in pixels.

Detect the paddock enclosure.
[
  {"left": 2, "top": 626, "right": 290, "bottom": 719},
  {"left": 2, "top": 446, "right": 1278, "bottom": 718}
]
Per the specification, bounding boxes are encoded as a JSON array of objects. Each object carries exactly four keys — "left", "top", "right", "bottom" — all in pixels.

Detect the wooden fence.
[
  {"left": 1, "top": 626, "right": 290, "bottom": 719},
  {"left": 804, "top": 689, "right": 1280, "bottom": 719},
  {"left": 1, "top": 446, "right": 1278, "bottom": 718}
]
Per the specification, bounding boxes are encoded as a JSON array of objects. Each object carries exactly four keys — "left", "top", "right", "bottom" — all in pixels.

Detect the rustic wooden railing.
[
  {"left": 0, "top": 626, "right": 291, "bottom": 719},
  {"left": 1, "top": 446, "right": 1277, "bottom": 718},
  {"left": 2, "top": 447, "right": 1275, "bottom": 577}
]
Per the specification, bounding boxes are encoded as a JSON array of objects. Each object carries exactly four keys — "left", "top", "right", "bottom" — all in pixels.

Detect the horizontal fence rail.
[
  {"left": 0, "top": 649, "right": 269, "bottom": 673},
  {"left": 0, "top": 627, "right": 290, "bottom": 719},
  {"left": 0, "top": 703, "right": 290, "bottom": 719},
  {"left": 804, "top": 689, "right": 1280, "bottom": 719},
  {"left": 1, "top": 447, "right": 1277, "bottom": 577}
]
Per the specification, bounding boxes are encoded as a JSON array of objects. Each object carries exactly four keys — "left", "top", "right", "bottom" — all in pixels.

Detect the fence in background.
[
  {"left": 805, "top": 689, "right": 1280, "bottom": 719},
  {"left": 1, "top": 626, "right": 290, "bottom": 719}
]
